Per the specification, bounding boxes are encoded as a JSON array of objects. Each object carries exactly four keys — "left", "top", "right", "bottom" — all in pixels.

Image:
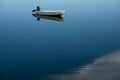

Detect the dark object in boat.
[{"left": 36, "top": 6, "right": 40, "bottom": 11}]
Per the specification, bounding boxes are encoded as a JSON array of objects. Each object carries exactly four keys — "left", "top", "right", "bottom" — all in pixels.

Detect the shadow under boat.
[{"left": 32, "top": 14, "right": 64, "bottom": 22}]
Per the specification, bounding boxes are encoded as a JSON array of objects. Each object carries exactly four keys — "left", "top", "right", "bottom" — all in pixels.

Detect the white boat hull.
[{"left": 34, "top": 10, "right": 65, "bottom": 16}]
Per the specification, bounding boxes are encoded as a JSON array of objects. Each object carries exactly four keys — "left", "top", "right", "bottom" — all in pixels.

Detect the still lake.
[{"left": 0, "top": 0, "right": 120, "bottom": 80}]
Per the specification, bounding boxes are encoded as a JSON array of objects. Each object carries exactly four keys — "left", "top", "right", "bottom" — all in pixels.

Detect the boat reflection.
[{"left": 32, "top": 14, "right": 64, "bottom": 22}]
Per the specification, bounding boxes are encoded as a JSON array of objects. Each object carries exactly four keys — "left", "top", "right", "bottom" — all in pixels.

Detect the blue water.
[{"left": 0, "top": 0, "right": 120, "bottom": 80}]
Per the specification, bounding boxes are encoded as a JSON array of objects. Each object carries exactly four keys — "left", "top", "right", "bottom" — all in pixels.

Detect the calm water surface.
[{"left": 0, "top": 0, "right": 120, "bottom": 80}]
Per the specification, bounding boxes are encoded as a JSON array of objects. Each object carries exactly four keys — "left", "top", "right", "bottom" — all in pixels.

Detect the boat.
[
  {"left": 33, "top": 10, "right": 65, "bottom": 17},
  {"left": 32, "top": 14, "right": 64, "bottom": 22}
]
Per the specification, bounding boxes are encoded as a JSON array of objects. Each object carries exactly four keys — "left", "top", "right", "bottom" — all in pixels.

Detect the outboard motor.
[
  {"left": 32, "top": 9, "right": 36, "bottom": 12},
  {"left": 32, "top": 6, "right": 40, "bottom": 12}
]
